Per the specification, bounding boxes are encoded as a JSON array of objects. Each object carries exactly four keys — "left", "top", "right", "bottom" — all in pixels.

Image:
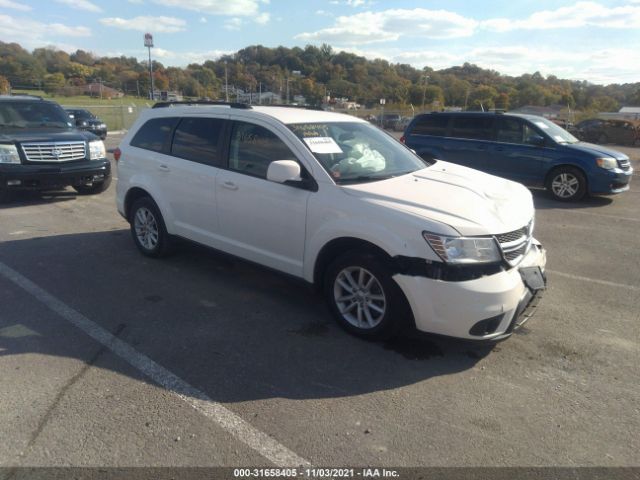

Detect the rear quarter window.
[
  {"left": 410, "top": 115, "right": 449, "bottom": 136},
  {"left": 130, "top": 117, "right": 179, "bottom": 153}
]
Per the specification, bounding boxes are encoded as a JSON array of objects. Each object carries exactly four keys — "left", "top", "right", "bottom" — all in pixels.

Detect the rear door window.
[
  {"left": 131, "top": 117, "right": 179, "bottom": 153},
  {"left": 410, "top": 115, "right": 449, "bottom": 136},
  {"left": 451, "top": 116, "right": 495, "bottom": 141},
  {"left": 497, "top": 118, "right": 541, "bottom": 145},
  {"left": 171, "top": 117, "right": 225, "bottom": 166}
]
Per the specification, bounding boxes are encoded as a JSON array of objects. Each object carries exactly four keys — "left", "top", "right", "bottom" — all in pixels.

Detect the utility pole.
[
  {"left": 421, "top": 74, "right": 429, "bottom": 111},
  {"left": 144, "top": 33, "right": 154, "bottom": 100},
  {"left": 259, "top": 82, "right": 262, "bottom": 104},
  {"left": 286, "top": 77, "right": 290, "bottom": 105},
  {"left": 224, "top": 60, "right": 229, "bottom": 102}
]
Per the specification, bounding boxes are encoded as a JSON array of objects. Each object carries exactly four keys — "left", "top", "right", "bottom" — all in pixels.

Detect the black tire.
[
  {"left": 324, "top": 250, "right": 411, "bottom": 340},
  {"left": 0, "top": 188, "right": 10, "bottom": 204},
  {"left": 546, "top": 166, "right": 587, "bottom": 202},
  {"left": 73, "top": 174, "right": 112, "bottom": 195},
  {"left": 128, "top": 196, "right": 174, "bottom": 257}
]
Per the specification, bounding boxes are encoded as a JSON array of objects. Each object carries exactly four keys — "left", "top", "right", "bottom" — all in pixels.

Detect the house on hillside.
[
  {"left": 84, "top": 83, "right": 123, "bottom": 99},
  {"left": 618, "top": 107, "right": 640, "bottom": 119}
]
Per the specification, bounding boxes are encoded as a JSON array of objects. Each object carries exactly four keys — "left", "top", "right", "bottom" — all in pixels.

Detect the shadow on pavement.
[
  {"left": 0, "top": 230, "right": 493, "bottom": 403},
  {"left": 531, "top": 190, "right": 614, "bottom": 210},
  {"left": 0, "top": 189, "right": 79, "bottom": 209}
]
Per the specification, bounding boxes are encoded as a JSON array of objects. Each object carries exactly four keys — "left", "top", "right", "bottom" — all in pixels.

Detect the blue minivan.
[{"left": 402, "top": 112, "right": 633, "bottom": 201}]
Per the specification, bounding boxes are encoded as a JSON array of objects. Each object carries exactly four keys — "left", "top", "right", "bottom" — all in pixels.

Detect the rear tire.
[
  {"left": 129, "top": 197, "right": 174, "bottom": 257},
  {"left": 0, "top": 188, "right": 10, "bottom": 204},
  {"left": 546, "top": 167, "right": 587, "bottom": 202},
  {"left": 324, "top": 250, "right": 410, "bottom": 340},
  {"left": 73, "top": 175, "right": 112, "bottom": 195}
]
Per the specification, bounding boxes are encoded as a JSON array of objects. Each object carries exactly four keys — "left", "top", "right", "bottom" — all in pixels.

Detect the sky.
[{"left": 0, "top": 0, "right": 639, "bottom": 85}]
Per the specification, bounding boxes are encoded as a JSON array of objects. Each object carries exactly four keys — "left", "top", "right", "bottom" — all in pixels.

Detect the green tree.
[{"left": 43, "top": 72, "right": 65, "bottom": 93}]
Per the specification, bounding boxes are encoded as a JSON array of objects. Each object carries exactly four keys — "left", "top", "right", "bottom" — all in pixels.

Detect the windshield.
[
  {"left": 531, "top": 117, "right": 579, "bottom": 144},
  {"left": 288, "top": 121, "right": 426, "bottom": 184},
  {"left": 69, "top": 110, "right": 93, "bottom": 120},
  {"left": 0, "top": 102, "right": 72, "bottom": 129}
]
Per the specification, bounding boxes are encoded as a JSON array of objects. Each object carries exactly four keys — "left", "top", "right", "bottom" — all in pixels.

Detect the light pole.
[
  {"left": 144, "top": 33, "right": 154, "bottom": 100},
  {"left": 286, "top": 77, "right": 290, "bottom": 104},
  {"left": 224, "top": 60, "right": 229, "bottom": 102},
  {"left": 421, "top": 74, "right": 429, "bottom": 112}
]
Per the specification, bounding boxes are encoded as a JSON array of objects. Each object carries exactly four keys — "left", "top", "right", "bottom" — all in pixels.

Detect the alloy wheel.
[
  {"left": 134, "top": 207, "right": 159, "bottom": 250},
  {"left": 333, "top": 266, "right": 386, "bottom": 329},
  {"left": 551, "top": 172, "right": 580, "bottom": 199}
]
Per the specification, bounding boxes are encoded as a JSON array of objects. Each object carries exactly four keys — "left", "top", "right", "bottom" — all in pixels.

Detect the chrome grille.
[
  {"left": 21, "top": 141, "right": 86, "bottom": 162},
  {"left": 495, "top": 222, "right": 532, "bottom": 267},
  {"left": 617, "top": 158, "right": 630, "bottom": 171}
]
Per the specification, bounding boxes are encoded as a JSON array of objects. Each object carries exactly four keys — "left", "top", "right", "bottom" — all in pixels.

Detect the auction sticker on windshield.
[{"left": 303, "top": 137, "right": 343, "bottom": 154}]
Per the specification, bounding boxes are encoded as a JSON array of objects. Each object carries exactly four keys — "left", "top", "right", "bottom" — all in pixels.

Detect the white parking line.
[
  {"left": 0, "top": 261, "right": 311, "bottom": 468},
  {"left": 547, "top": 269, "right": 640, "bottom": 291}
]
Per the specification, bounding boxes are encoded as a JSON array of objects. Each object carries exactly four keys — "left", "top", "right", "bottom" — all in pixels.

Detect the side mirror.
[
  {"left": 527, "top": 134, "right": 545, "bottom": 146},
  {"left": 266, "top": 160, "right": 301, "bottom": 184}
]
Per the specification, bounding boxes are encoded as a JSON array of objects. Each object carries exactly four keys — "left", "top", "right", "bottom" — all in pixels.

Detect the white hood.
[{"left": 343, "top": 161, "right": 534, "bottom": 236}]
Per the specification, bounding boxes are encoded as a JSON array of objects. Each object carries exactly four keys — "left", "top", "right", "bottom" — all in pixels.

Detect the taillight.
[
  {"left": 113, "top": 147, "right": 121, "bottom": 162},
  {"left": 400, "top": 136, "right": 405, "bottom": 144}
]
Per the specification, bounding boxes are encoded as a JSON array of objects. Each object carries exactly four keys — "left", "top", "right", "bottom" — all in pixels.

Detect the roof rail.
[
  {"left": 152, "top": 101, "right": 252, "bottom": 109},
  {"left": 255, "top": 104, "right": 323, "bottom": 111}
]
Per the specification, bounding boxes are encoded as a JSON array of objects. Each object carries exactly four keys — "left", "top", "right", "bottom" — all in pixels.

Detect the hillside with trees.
[{"left": 1, "top": 41, "right": 638, "bottom": 113}]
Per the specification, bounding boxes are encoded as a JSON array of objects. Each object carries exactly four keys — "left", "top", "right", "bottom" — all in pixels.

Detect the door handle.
[
  {"left": 221, "top": 181, "right": 238, "bottom": 191},
  {"left": 157, "top": 164, "right": 170, "bottom": 172}
]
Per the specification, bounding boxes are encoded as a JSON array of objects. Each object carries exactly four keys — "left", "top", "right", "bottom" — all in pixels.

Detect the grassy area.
[{"left": 11, "top": 89, "right": 154, "bottom": 107}]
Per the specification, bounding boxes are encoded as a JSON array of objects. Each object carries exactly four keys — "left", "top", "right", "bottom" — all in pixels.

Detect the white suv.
[{"left": 116, "top": 103, "right": 546, "bottom": 341}]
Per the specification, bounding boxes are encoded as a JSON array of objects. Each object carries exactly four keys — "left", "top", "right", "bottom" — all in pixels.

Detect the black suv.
[
  {"left": 0, "top": 95, "right": 111, "bottom": 202},
  {"left": 65, "top": 107, "right": 108, "bottom": 139}
]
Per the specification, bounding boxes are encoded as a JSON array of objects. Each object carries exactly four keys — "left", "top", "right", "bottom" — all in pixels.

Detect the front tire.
[
  {"left": 73, "top": 175, "right": 112, "bottom": 195},
  {"left": 324, "top": 251, "right": 409, "bottom": 340},
  {"left": 129, "top": 197, "right": 173, "bottom": 257},
  {"left": 547, "top": 167, "right": 587, "bottom": 202}
]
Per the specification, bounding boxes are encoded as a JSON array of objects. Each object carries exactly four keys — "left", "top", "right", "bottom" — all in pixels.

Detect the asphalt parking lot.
[{"left": 0, "top": 132, "right": 638, "bottom": 470}]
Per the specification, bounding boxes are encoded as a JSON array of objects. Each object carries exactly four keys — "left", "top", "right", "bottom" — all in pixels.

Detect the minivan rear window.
[
  {"left": 411, "top": 115, "right": 449, "bottom": 136},
  {"left": 451, "top": 116, "right": 495, "bottom": 141},
  {"left": 130, "top": 117, "right": 179, "bottom": 153}
]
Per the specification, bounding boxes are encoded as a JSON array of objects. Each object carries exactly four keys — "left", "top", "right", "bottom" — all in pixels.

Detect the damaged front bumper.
[{"left": 393, "top": 239, "right": 547, "bottom": 341}]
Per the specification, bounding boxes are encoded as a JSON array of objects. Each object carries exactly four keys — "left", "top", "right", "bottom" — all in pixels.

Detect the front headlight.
[
  {"left": 596, "top": 157, "right": 618, "bottom": 169},
  {"left": 98, "top": 123, "right": 107, "bottom": 129},
  {"left": 89, "top": 140, "right": 106, "bottom": 160},
  {"left": 423, "top": 231, "right": 501, "bottom": 264},
  {"left": 0, "top": 144, "right": 21, "bottom": 164}
]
